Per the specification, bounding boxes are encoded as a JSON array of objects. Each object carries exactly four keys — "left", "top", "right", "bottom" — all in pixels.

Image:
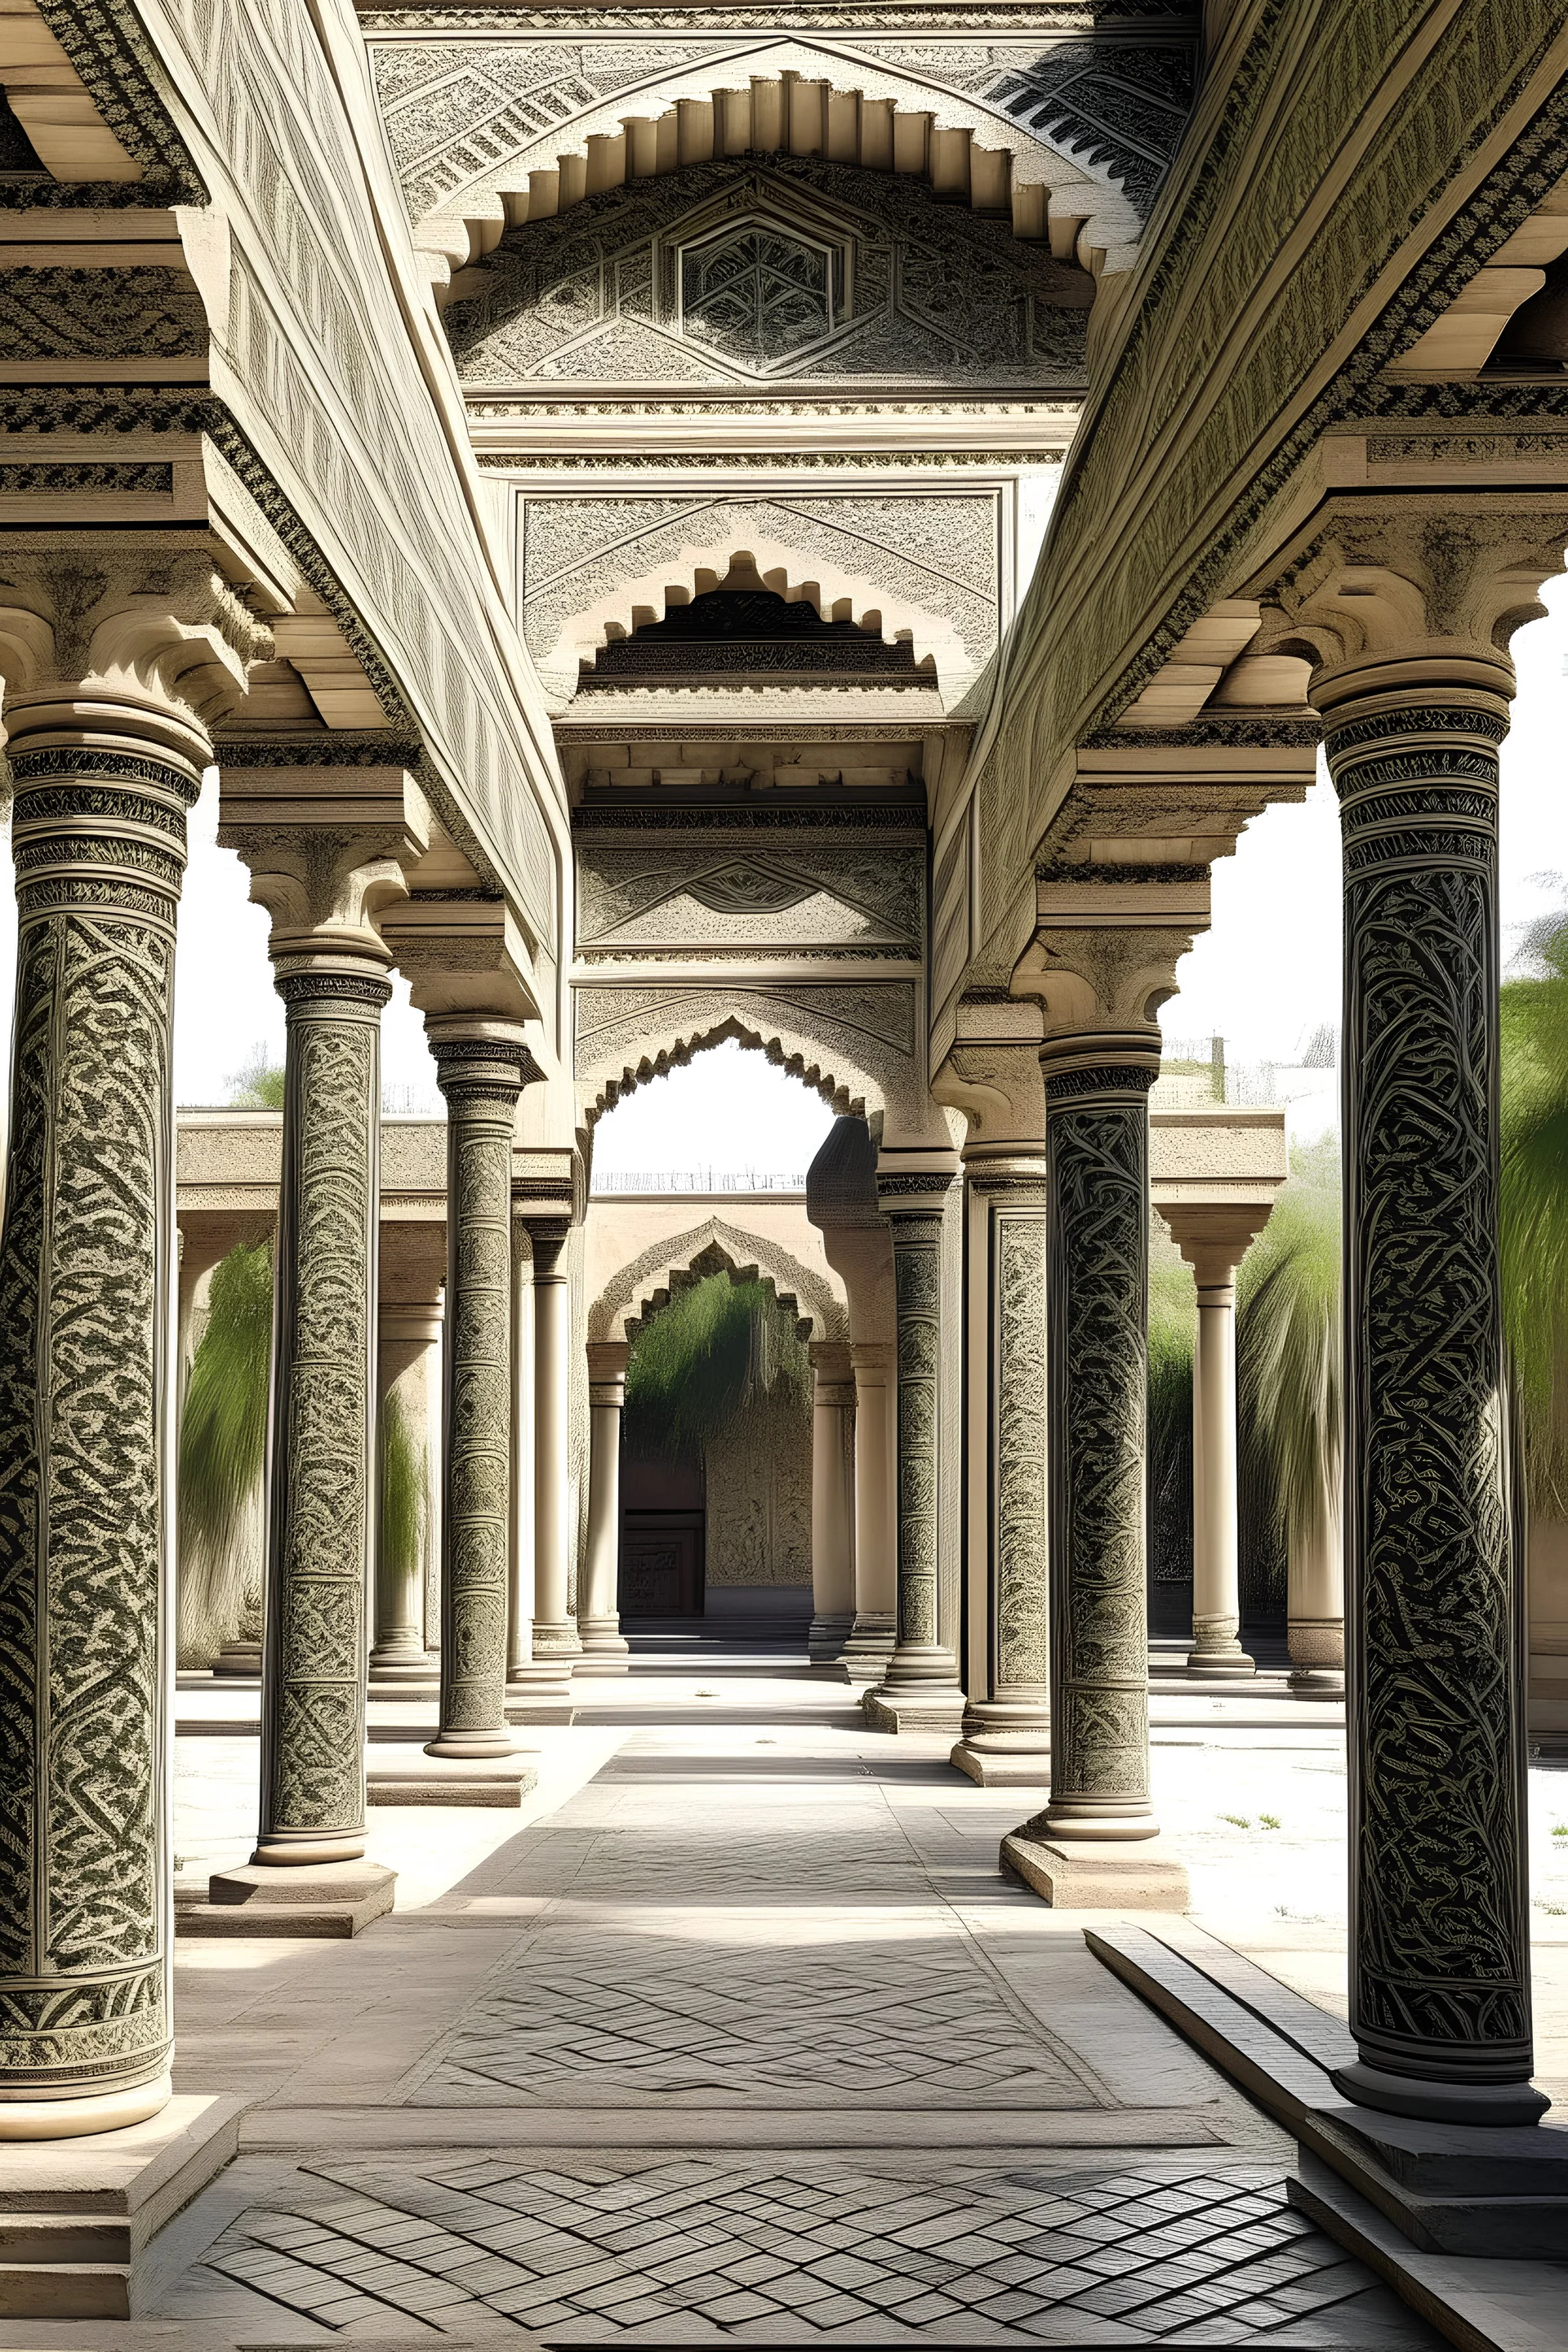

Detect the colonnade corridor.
[{"left": 65, "top": 1645, "right": 1452, "bottom": 2350}]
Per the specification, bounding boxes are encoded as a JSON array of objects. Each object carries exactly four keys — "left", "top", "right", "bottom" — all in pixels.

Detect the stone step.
[
  {"left": 0, "top": 2096, "right": 241, "bottom": 2320},
  {"left": 0, "top": 2261, "right": 131, "bottom": 2319}
]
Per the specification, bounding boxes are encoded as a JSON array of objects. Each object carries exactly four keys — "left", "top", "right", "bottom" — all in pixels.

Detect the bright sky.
[{"left": 0, "top": 575, "right": 1563, "bottom": 1167}]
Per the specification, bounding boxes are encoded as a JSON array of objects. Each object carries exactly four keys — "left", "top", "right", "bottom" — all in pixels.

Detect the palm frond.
[
  {"left": 624, "top": 1271, "right": 809, "bottom": 1459},
  {"left": 381, "top": 1384, "right": 428, "bottom": 1589},
  {"left": 1236, "top": 1144, "right": 1340, "bottom": 1556},
  {"left": 176, "top": 1241, "right": 274, "bottom": 1664},
  {"left": 1500, "top": 934, "right": 1568, "bottom": 1513}
]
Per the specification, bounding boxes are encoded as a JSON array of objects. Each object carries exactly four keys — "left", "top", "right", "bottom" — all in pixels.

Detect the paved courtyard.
[{"left": 31, "top": 1655, "right": 1566, "bottom": 2346}]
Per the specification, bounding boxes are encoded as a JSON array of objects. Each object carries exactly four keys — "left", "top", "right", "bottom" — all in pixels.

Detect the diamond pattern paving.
[
  {"left": 200, "top": 2156, "right": 1440, "bottom": 2342},
  {"left": 412, "top": 1931, "right": 1089, "bottom": 2106}
]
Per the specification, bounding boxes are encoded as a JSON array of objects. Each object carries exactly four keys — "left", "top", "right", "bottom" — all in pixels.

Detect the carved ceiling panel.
[
  {"left": 447, "top": 162, "right": 1089, "bottom": 390},
  {"left": 577, "top": 839, "right": 924, "bottom": 949}
]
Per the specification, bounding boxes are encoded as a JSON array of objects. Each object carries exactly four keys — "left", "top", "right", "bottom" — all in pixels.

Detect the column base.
[
  {"left": 862, "top": 1680, "right": 967, "bottom": 1735},
  {"left": 0, "top": 2092, "right": 243, "bottom": 2317},
  {"left": 808, "top": 1610, "right": 856, "bottom": 1671},
  {"left": 531, "top": 1619, "right": 584, "bottom": 1662},
  {"left": 506, "top": 1661, "right": 576, "bottom": 1724},
  {"left": 575, "top": 1616, "right": 631, "bottom": 1675},
  {"left": 839, "top": 1614, "right": 896, "bottom": 1679},
  {"left": 212, "top": 1639, "right": 262, "bottom": 1678},
  {"left": 368, "top": 1642, "right": 434, "bottom": 1684},
  {"left": 180, "top": 1861, "right": 396, "bottom": 1940},
  {"left": 424, "top": 1729, "right": 521, "bottom": 1761},
  {"left": 1331, "top": 2057, "right": 1552, "bottom": 2130},
  {"left": 1185, "top": 1643, "right": 1256, "bottom": 1677},
  {"left": 951, "top": 1698, "right": 1050, "bottom": 1784},
  {"left": 1289, "top": 1665, "right": 1345, "bottom": 1699},
  {"left": 1001, "top": 1830, "right": 1189, "bottom": 1910},
  {"left": 0, "top": 2074, "right": 172, "bottom": 2143}
]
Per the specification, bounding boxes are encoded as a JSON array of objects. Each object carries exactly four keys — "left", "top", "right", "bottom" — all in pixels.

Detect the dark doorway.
[{"left": 620, "top": 1456, "right": 706, "bottom": 1617}]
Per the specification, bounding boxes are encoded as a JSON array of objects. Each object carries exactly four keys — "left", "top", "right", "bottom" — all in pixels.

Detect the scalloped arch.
[
  {"left": 536, "top": 537, "right": 966, "bottom": 705},
  {"left": 408, "top": 44, "right": 1138, "bottom": 289},
  {"left": 589, "top": 1214, "right": 848, "bottom": 1343},
  {"left": 580, "top": 1012, "right": 870, "bottom": 1131}
]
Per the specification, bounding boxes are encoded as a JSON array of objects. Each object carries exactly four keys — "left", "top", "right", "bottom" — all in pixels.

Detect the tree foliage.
[
  {"left": 1237, "top": 1135, "right": 1341, "bottom": 1557},
  {"left": 381, "top": 1383, "right": 428, "bottom": 1602},
  {"left": 623, "top": 1270, "right": 810, "bottom": 1460},
  {"left": 176, "top": 1241, "right": 273, "bottom": 1664},
  {"left": 1500, "top": 918, "right": 1568, "bottom": 1514},
  {"left": 227, "top": 1044, "right": 287, "bottom": 1108}
]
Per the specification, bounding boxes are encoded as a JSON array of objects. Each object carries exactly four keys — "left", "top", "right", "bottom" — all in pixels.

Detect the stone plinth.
[
  {"left": 1000, "top": 1831, "right": 1189, "bottom": 1910},
  {"left": 368, "top": 1756, "right": 538, "bottom": 1807},
  {"left": 179, "top": 1861, "right": 396, "bottom": 1940},
  {"left": 0, "top": 2095, "right": 242, "bottom": 2316}
]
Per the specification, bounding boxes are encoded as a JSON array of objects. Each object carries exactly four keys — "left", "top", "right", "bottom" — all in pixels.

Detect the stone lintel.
[{"left": 380, "top": 894, "right": 538, "bottom": 1023}]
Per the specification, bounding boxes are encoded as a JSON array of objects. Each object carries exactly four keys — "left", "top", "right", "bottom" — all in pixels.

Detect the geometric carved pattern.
[
  {"left": 1327, "top": 695, "right": 1533, "bottom": 2085},
  {"left": 414, "top": 1930, "right": 1086, "bottom": 2105},
  {"left": 1043, "top": 1072, "right": 1155, "bottom": 1815},
  {"left": 449, "top": 161, "right": 1089, "bottom": 394},
  {"left": 0, "top": 746, "right": 199, "bottom": 2096},
  {"left": 203, "top": 2157, "right": 1430, "bottom": 2339},
  {"left": 588, "top": 1216, "right": 846, "bottom": 1345},
  {"left": 259, "top": 977, "right": 388, "bottom": 1849}
]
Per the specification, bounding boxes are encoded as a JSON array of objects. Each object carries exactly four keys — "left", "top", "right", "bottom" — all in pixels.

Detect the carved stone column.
[
  {"left": 0, "top": 548, "right": 262, "bottom": 2132},
  {"left": 580, "top": 1339, "right": 631, "bottom": 1672},
  {"left": 529, "top": 1223, "right": 582, "bottom": 1664},
  {"left": 1279, "top": 502, "right": 1568, "bottom": 2126},
  {"left": 863, "top": 1163, "right": 965, "bottom": 1733},
  {"left": 952, "top": 1158, "right": 1051, "bottom": 1784},
  {"left": 425, "top": 1025, "right": 535, "bottom": 1757},
  {"left": 215, "top": 762, "right": 425, "bottom": 1923},
  {"left": 844, "top": 1342, "right": 897, "bottom": 1675},
  {"left": 808, "top": 1341, "right": 857, "bottom": 1667},
  {"left": 1003, "top": 1031, "right": 1187, "bottom": 1907},
  {"left": 1160, "top": 1205, "right": 1276, "bottom": 1678}
]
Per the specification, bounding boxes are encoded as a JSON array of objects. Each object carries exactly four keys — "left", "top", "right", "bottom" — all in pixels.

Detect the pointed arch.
[{"left": 589, "top": 1214, "right": 848, "bottom": 1344}]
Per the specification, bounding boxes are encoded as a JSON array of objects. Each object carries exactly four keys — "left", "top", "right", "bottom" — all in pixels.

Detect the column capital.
[
  {"left": 808, "top": 1338, "right": 855, "bottom": 1398},
  {"left": 875, "top": 1152, "right": 958, "bottom": 1221},
  {"left": 586, "top": 1337, "right": 629, "bottom": 1403},
  {"left": 1015, "top": 865, "right": 1209, "bottom": 1044},
  {"left": 0, "top": 534, "right": 270, "bottom": 754},
  {"left": 1269, "top": 492, "right": 1568, "bottom": 706},
  {"left": 933, "top": 1009, "right": 1046, "bottom": 1158},
  {"left": 428, "top": 1018, "right": 541, "bottom": 1108},
  {"left": 1040, "top": 1027, "right": 1161, "bottom": 1099},
  {"left": 1159, "top": 1200, "right": 1279, "bottom": 1290},
  {"left": 216, "top": 754, "right": 430, "bottom": 973}
]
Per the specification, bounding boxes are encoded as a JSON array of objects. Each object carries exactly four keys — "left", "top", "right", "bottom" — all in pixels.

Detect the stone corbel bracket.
[{"left": 216, "top": 757, "right": 432, "bottom": 969}]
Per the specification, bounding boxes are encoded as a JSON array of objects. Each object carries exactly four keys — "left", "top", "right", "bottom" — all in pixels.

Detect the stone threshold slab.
[
  {"left": 1085, "top": 1922, "right": 1568, "bottom": 2266},
  {"left": 236, "top": 2104, "right": 1226, "bottom": 2152},
  {"left": 1293, "top": 2154, "right": 1568, "bottom": 2352}
]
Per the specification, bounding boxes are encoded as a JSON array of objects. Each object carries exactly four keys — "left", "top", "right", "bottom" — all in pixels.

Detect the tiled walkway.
[{"left": 137, "top": 1669, "right": 1443, "bottom": 2345}]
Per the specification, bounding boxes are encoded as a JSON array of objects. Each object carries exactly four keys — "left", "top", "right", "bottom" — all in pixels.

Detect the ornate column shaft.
[
  {"left": 425, "top": 1025, "right": 533, "bottom": 1759},
  {"left": 0, "top": 548, "right": 261, "bottom": 2132},
  {"left": 1028, "top": 1033, "right": 1160, "bottom": 1841},
  {"left": 808, "top": 1341, "right": 857, "bottom": 1665},
  {"left": 217, "top": 764, "right": 425, "bottom": 1899},
  {"left": 508, "top": 1216, "right": 536, "bottom": 1682},
  {"left": 1276, "top": 501, "right": 1568, "bottom": 2124},
  {"left": 1325, "top": 655, "right": 1539, "bottom": 2123},
  {"left": 528, "top": 1223, "right": 582, "bottom": 1663},
  {"left": 843, "top": 1341, "right": 896, "bottom": 1675},
  {"left": 579, "top": 1339, "right": 631, "bottom": 1672},
  {"left": 953, "top": 1157, "right": 1051, "bottom": 1783},
  {"left": 863, "top": 1164, "right": 964, "bottom": 1732},
  {"left": 255, "top": 956, "right": 390, "bottom": 1856}
]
